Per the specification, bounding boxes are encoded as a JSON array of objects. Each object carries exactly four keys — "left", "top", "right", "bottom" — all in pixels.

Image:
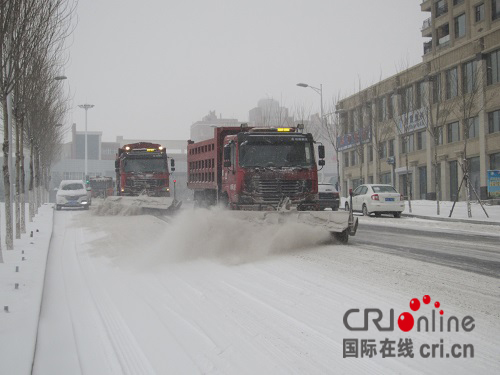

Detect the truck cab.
[{"left": 221, "top": 127, "right": 324, "bottom": 210}]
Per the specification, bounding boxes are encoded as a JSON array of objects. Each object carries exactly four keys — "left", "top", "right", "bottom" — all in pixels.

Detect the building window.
[
  {"left": 380, "top": 172, "right": 391, "bottom": 185},
  {"left": 417, "top": 130, "right": 426, "bottom": 150},
  {"left": 462, "top": 60, "right": 478, "bottom": 94},
  {"left": 466, "top": 116, "right": 479, "bottom": 138},
  {"left": 491, "top": 152, "right": 500, "bottom": 169},
  {"left": 379, "top": 141, "right": 387, "bottom": 159},
  {"left": 401, "top": 134, "right": 414, "bottom": 154},
  {"left": 493, "top": 0, "right": 500, "bottom": 20},
  {"left": 377, "top": 97, "right": 387, "bottom": 121},
  {"left": 344, "top": 152, "right": 349, "bottom": 167},
  {"left": 432, "top": 74, "right": 441, "bottom": 103},
  {"left": 350, "top": 151, "right": 357, "bottom": 166},
  {"left": 475, "top": 3, "right": 485, "bottom": 22},
  {"left": 454, "top": 13, "right": 466, "bottom": 38},
  {"left": 488, "top": 109, "right": 500, "bottom": 133},
  {"left": 402, "top": 86, "right": 414, "bottom": 114},
  {"left": 435, "top": 126, "right": 444, "bottom": 145},
  {"left": 436, "top": 0, "right": 448, "bottom": 17},
  {"left": 437, "top": 23, "right": 450, "bottom": 45},
  {"left": 416, "top": 81, "right": 425, "bottom": 109},
  {"left": 453, "top": 0, "right": 464, "bottom": 4},
  {"left": 388, "top": 139, "right": 395, "bottom": 157},
  {"left": 446, "top": 67, "right": 458, "bottom": 99},
  {"left": 388, "top": 94, "right": 395, "bottom": 119},
  {"left": 447, "top": 121, "right": 460, "bottom": 143},
  {"left": 419, "top": 166, "right": 428, "bottom": 199},
  {"left": 487, "top": 48, "right": 500, "bottom": 85}
]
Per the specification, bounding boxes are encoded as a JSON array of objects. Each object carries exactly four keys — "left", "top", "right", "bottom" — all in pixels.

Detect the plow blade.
[
  {"left": 227, "top": 210, "right": 358, "bottom": 243},
  {"left": 96, "top": 195, "right": 182, "bottom": 216}
]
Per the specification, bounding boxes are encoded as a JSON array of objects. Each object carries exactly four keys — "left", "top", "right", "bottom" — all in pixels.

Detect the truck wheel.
[
  {"left": 362, "top": 204, "right": 369, "bottom": 216},
  {"left": 393, "top": 212, "right": 401, "bottom": 218},
  {"left": 333, "top": 230, "right": 349, "bottom": 244},
  {"left": 332, "top": 206, "right": 338, "bottom": 211}
]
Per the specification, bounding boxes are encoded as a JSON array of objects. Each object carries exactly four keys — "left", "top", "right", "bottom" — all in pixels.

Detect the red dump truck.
[
  {"left": 115, "top": 142, "right": 174, "bottom": 197},
  {"left": 187, "top": 125, "right": 358, "bottom": 242}
]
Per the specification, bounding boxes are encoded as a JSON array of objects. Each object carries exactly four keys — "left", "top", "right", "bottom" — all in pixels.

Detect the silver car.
[{"left": 56, "top": 180, "right": 91, "bottom": 210}]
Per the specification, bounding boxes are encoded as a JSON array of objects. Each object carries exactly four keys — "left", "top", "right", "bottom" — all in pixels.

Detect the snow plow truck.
[
  {"left": 187, "top": 125, "right": 358, "bottom": 243},
  {"left": 99, "top": 142, "right": 181, "bottom": 215}
]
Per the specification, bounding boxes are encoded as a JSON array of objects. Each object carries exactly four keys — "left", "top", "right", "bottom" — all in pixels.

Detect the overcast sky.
[{"left": 64, "top": 0, "right": 427, "bottom": 142}]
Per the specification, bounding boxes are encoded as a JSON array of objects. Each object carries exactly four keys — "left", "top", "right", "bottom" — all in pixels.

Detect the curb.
[{"left": 401, "top": 213, "right": 500, "bottom": 226}]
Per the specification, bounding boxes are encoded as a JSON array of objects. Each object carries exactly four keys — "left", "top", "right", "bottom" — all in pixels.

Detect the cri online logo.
[
  {"left": 399, "top": 295, "right": 442, "bottom": 332},
  {"left": 343, "top": 294, "right": 475, "bottom": 333}
]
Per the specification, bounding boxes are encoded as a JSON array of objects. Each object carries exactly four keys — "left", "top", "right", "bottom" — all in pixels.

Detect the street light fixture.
[
  {"left": 296, "top": 82, "right": 324, "bottom": 127},
  {"left": 78, "top": 104, "right": 95, "bottom": 182}
]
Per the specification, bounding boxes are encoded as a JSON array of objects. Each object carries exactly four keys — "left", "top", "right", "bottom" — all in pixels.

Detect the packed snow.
[{"left": 0, "top": 201, "right": 499, "bottom": 374}]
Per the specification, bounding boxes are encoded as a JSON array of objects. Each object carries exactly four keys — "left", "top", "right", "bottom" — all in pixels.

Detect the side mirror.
[
  {"left": 170, "top": 159, "right": 175, "bottom": 167},
  {"left": 223, "top": 145, "right": 231, "bottom": 162},
  {"left": 318, "top": 145, "right": 325, "bottom": 159},
  {"left": 318, "top": 160, "right": 325, "bottom": 166}
]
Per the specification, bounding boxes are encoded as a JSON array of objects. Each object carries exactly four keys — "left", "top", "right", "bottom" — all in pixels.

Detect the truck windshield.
[
  {"left": 123, "top": 158, "right": 166, "bottom": 173},
  {"left": 239, "top": 138, "right": 314, "bottom": 168}
]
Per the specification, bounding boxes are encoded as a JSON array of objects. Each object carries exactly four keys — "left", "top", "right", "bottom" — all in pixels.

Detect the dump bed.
[{"left": 187, "top": 127, "right": 243, "bottom": 191}]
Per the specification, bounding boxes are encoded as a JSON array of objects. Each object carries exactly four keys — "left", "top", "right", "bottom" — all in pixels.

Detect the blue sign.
[
  {"left": 337, "top": 127, "right": 372, "bottom": 151},
  {"left": 487, "top": 170, "right": 500, "bottom": 198}
]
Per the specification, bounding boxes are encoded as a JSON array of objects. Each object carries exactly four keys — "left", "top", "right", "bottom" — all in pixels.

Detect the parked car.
[
  {"left": 56, "top": 180, "right": 91, "bottom": 210},
  {"left": 345, "top": 184, "right": 404, "bottom": 218},
  {"left": 318, "top": 183, "right": 340, "bottom": 211}
]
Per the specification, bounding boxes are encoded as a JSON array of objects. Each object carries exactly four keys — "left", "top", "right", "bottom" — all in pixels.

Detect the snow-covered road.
[{"left": 32, "top": 208, "right": 500, "bottom": 374}]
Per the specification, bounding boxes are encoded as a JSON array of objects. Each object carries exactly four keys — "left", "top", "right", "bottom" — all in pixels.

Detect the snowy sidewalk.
[
  {"left": 401, "top": 200, "right": 500, "bottom": 225},
  {"left": 0, "top": 205, "right": 54, "bottom": 375}
]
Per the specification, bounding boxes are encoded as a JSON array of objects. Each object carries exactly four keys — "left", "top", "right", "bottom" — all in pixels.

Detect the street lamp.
[
  {"left": 78, "top": 104, "right": 94, "bottom": 182},
  {"left": 296, "top": 82, "right": 324, "bottom": 125}
]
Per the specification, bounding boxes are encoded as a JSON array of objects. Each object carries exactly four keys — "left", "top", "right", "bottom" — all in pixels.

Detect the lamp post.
[
  {"left": 78, "top": 104, "right": 94, "bottom": 182},
  {"left": 296, "top": 82, "right": 324, "bottom": 127}
]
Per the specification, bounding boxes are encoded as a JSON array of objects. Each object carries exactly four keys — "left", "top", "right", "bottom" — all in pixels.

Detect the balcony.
[
  {"left": 422, "top": 17, "right": 431, "bottom": 30},
  {"left": 424, "top": 40, "right": 433, "bottom": 54},
  {"left": 421, "top": 0, "right": 431, "bottom": 12}
]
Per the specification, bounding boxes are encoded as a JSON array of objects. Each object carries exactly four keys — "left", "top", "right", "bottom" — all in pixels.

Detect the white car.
[
  {"left": 56, "top": 180, "right": 91, "bottom": 210},
  {"left": 345, "top": 184, "right": 404, "bottom": 218}
]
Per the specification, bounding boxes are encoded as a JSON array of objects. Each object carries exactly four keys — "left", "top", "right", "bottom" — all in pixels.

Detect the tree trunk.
[
  {"left": 434, "top": 147, "right": 440, "bottom": 215},
  {"left": 15, "top": 114, "right": 20, "bottom": 239},
  {"left": 29, "top": 139, "right": 34, "bottom": 222},
  {"left": 405, "top": 152, "right": 412, "bottom": 213},
  {"left": 20, "top": 119, "right": 26, "bottom": 233},
  {"left": 2, "top": 98, "right": 14, "bottom": 249}
]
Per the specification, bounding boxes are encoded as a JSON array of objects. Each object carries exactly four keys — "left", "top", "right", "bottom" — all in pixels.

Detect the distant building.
[
  {"left": 190, "top": 111, "right": 240, "bottom": 142},
  {"left": 248, "top": 98, "right": 293, "bottom": 127}
]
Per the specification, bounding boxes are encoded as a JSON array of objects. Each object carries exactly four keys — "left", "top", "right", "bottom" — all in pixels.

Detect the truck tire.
[
  {"left": 393, "top": 212, "right": 401, "bottom": 218},
  {"left": 333, "top": 230, "right": 349, "bottom": 244},
  {"left": 362, "top": 204, "right": 369, "bottom": 216}
]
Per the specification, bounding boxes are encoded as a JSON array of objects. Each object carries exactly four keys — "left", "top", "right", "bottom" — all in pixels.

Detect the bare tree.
[{"left": 450, "top": 54, "right": 496, "bottom": 217}]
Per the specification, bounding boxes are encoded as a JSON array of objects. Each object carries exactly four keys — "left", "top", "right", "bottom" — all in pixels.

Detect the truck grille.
[
  {"left": 126, "top": 179, "right": 162, "bottom": 188},
  {"left": 254, "top": 178, "right": 303, "bottom": 202}
]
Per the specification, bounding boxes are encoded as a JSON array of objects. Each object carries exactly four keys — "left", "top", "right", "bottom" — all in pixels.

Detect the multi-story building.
[
  {"left": 248, "top": 98, "right": 293, "bottom": 127},
  {"left": 338, "top": 0, "right": 500, "bottom": 201}
]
